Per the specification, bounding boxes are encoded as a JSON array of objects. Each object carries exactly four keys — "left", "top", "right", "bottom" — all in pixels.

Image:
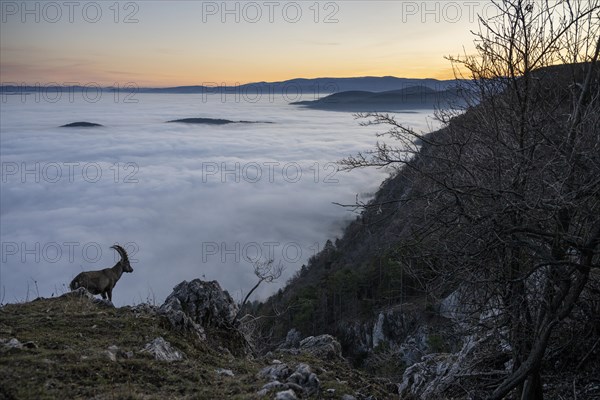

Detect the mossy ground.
[{"left": 0, "top": 296, "right": 396, "bottom": 399}]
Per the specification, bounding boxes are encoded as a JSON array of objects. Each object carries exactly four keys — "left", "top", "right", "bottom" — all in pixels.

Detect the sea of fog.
[{"left": 0, "top": 92, "right": 437, "bottom": 306}]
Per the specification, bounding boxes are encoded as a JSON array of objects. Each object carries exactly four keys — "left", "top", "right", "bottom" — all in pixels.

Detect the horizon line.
[{"left": 0, "top": 75, "right": 458, "bottom": 90}]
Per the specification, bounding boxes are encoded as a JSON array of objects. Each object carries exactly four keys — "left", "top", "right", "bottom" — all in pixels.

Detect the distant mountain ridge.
[
  {"left": 0, "top": 77, "right": 458, "bottom": 95},
  {"left": 142, "top": 77, "right": 457, "bottom": 94}
]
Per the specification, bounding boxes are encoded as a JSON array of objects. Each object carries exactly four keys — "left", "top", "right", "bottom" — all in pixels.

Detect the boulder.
[
  {"left": 257, "top": 381, "right": 287, "bottom": 396},
  {"left": 159, "top": 279, "right": 241, "bottom": 340},
  {"left": 0, "top": 337, "right": 37, "bottom": 351},
  {"left": 286, "top": 363, "right": 320, "bottom": 396},
  {"left": 258, "top": 362, "right": 321, "bottom": 398},
  {"left": 60, "top": 287, "right": 94, "bottom": 300},
  {"left": 140, "top": 337, "right": 184, "bottom": 362},
  {"left": 160, "top": 280, "right": 238, "bottom": 329},
  {"left": 299, "top": 334, "right": 342, "bottom": 359},
  {"left": 106, "top": 345, "right": 119, "bottom": 361},
  {"left": 160, "top": 280, "right": 252, "bottom": 356},
  {"left": 215, "top": 368, "right": 235, "bottom": 377},
  {"left": 398, "top": 335, "right": 488, "bottom": 398},
  {"left": 280, "top": 328, "right": 302, "bottom": 349},
  {"left": 275, "top": 389, "right": 298, "bottom": 400},
  {"left": 60, "top": 287, "right": 114, "bottom": 307},
  {"left": 159, "top": 298, "right": 206, "bottom": 340},
  {"left": 258, "top": 363, "right": 292, "bottom": 381}
]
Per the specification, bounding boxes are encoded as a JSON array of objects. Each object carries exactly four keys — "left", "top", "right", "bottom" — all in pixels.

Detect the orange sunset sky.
[{"left": 0, "top": 1, "right": 489, "bottom": 86}]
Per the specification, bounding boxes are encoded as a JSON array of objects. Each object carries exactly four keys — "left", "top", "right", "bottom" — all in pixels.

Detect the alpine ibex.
[{"left": 69, "top": 245, "right": 133, "bottom": 301}]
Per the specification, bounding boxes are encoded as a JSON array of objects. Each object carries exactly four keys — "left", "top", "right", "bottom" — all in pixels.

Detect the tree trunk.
[{"left": 520, "top": 369, "right": 543, "bottom": 400}]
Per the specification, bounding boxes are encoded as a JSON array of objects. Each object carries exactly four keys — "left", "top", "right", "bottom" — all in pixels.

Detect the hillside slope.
[
  {"left": 0, "top": 284, "right": 397, "bottom": 399},
  {"left": 256, "top": 62, "right": 600, "bottom": 399}
]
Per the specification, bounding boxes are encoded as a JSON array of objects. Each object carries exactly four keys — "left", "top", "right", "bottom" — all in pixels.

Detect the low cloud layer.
[{"left": 0, "top": 93, "right": 435, "bottom": 306}]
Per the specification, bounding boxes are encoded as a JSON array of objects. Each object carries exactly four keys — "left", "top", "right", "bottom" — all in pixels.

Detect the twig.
[{"left": 576, "top": 337, "right": 600, "bottom": 370}]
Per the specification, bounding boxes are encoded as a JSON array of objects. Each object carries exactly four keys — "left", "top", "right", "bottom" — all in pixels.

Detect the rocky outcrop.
[
  {"left": 159, "top": 298, "right": 206, "bottom": 340},
  {"left": 159, "top": 279, "right": 251, "bottom": 356},
  {"left": 104, "top": 344, "right": 134, "bottom": 362},
  {"left": 61, "top": 287, "right": 95, "bottom": 300},
  {"left": 257, "top": 361, "right": 320, "bottom": 398},
  {"left": 274, "top": 389, "right": 298, "bottom": 399},
  {"left": 439, "top": 286, "right": 489, "bottom": 322},
  {"left": 398, "top": 334, "right": 501, "bottom": 398},
  {"left": 162, "top": 280, "right": 238, "bottom": 328},
  {"left": 159, "top": 279, "right": 240, "bottom": 340},
  {"left": 299, "top": 335, "right": 342, "bottom": 360},
  {"left": 337, "top": 307, "right": 437, "bottom": 366},
  {"left": 372, "top": 313, "right": 386, "bottom": 348},
  {"left": 0, "top": 338, "right": 37, "bottom": 351},
  {"left": 277, "top": 331, "right": 343, "bottom": 360},
  {"left": 280, "top": 328, "right": 302, "bottom": 349},
  {"left": 59, "top": 287, "right": 114, "bottom": 307},
  {"left": 258, "top": 361, "right": 292, "bottom": 381}
]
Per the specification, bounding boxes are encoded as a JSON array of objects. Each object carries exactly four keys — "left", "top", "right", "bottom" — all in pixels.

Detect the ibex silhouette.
[{"left": 69, "top": 245, "right": 133, "bottom": 302}]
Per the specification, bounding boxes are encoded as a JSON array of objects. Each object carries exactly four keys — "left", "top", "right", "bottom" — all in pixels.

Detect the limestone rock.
[
  {"left": 0, "top": 338, "right": 37, "bottom": 351},
  {"left": 257, "top": 381, "right": 287, "bottom": 396},
  {"left": 106, "top": 345, "right": 119, "bottom": 361},
  {"left": 299, "top": 334, "right": 342, "bottom": 359},
  {"left": 398, "top": 335, "right": 486, "bottom": 398},
  {"left": 59, "top": 287, "right": 114, "bottom": 307},
  {"left": 372, "top": 313, "right": 386, "bottom": 348},
  {"left": 258, "top": 362, "right": 320, "bottom": 397},
  {"left": 275, "top": 389, "right": 298, "bottom": 400},
  {"left": 215, "top": 368, "right": 235, "bottom": 377},
  {"left": 286, "top": 363, "right": 320, "bottom": 396},
  {"left": 159, "top": 280, "right": 238, "bottom": 340},
  {"left": 60, "top": 287, "right": 94, "bottom": 300},
  {"left": 140, "top": 337, "right": 184, "bottom": 362},
  {"left": 2, "top": 338, "right": 23, "bottom": 350},
  {"left": 281, "top": 328, "right": 302, "bottom": 349},
  {"left": 258, "top": 363, "right": 292, "bottom": 381},
  {"left": 128, "top": 303, "right": 159, "bottom": 315}
]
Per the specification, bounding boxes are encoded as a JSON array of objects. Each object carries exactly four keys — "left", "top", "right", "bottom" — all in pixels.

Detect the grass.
[{"left": 0, "top": 296, "right": 397, "bottom": 399}]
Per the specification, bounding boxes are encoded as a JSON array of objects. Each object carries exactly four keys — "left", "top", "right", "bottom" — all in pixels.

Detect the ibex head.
[{"left": 112, "top": 244, "right": 133, "bottom": 273}]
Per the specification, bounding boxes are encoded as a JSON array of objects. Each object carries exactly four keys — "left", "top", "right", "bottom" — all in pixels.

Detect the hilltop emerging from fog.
[{"left": 291, "top": 85, "right": 467, "bottom": 112}]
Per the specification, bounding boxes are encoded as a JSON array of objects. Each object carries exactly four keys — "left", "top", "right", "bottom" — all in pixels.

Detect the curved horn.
[{"left": 110, "top": 244, "right": 129, "bottom": 263}]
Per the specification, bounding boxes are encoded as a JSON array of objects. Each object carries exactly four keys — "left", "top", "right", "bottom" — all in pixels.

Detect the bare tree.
[
  {"left": 236, "top": 258, "right": 284, "bottom": 321},
  {"left": 341, "top": 1, "right": 600, "bottom": 399}
]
